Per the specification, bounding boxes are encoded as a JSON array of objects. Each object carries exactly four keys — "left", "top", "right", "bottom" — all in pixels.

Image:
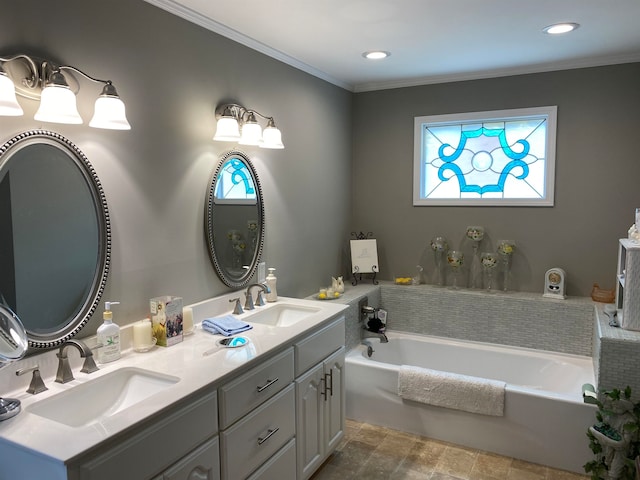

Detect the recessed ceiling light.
[
  {"left": 363, "top": 51, "right": 390, "bottom": 60},
  {"left": 543, "top": 22, "right": 580, "bottom": 35}
]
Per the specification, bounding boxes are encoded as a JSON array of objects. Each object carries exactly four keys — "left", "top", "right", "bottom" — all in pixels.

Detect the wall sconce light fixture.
[
  {"left": 0, "top": 54, "right": 131, "bottom": 130},
  {"left": 213, "top": 103, "right": 284, "bottom": 149}
]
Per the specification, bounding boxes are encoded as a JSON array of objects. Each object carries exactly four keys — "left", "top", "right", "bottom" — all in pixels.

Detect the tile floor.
[{"left": 311, "top": 420, "right": 589, "bottom": 480}]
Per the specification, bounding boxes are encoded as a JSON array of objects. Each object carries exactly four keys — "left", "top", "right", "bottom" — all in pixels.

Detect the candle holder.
[
  {"left": 480, "top": 252, "right": 498, "bottom": 293},
  {"left": 447, "top": 250, "right": 464, "bottom": 290},
  {"left": 466, "top": 226, "right": 484, "bottom": 288},
  {"left": 497, "top": 240, "right": 516, "bottom": 292},
  {"left": 430, "top": 236, "right": 449, "bottom": 286}
]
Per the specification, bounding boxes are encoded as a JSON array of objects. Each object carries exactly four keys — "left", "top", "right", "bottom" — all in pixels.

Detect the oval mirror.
[
  {"left": 205, "top": 150, "right": 264, "bottom": 289},
  {"left": 0, "top": 304, "right": 28, "bottom": 362},
  {"left": 0, "top": 130, "right": 111, "bottom": 349}
]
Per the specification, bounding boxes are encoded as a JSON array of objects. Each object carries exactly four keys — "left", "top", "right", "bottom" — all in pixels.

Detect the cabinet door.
[
  {"left": 295, "top": 362, "right": 324, "bottom": 479},
  {"left": 158, "top": 436, "right": 220, "bottom": 480},
  {"left": 324, "top": 347, "right": 345, "bottom": 453}
]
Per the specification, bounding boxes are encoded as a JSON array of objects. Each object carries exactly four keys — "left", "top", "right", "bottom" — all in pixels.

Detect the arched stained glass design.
[
  {"left": 214, "top": 156, "right": 257, "bottom": 204},
  {"left": 413, "top": 106, "right": 557, "bottom": 206}
]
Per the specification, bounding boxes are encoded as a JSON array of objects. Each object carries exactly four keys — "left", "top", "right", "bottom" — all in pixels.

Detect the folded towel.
[
  {"left": 398, "top": 365, "right": 506, "bottom": 416},
  {"left": 202, "top": 315, "right": 252, "bottom": 336}
]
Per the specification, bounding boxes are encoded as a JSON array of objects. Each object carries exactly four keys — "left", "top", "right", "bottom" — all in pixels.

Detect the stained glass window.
[
  {"left": 214, "top": 157, "right": 257, "bottom": 204},
  {"left": 413, "top": 106, "right": 557, "bottom": 206}
]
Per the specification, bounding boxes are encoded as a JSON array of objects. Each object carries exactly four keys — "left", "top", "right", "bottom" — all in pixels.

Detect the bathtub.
[{"left": 345, "top": 331, "right": 597, "bottom": 473}]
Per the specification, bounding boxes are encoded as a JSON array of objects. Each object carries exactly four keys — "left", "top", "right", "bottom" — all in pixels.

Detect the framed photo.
[{"left": 350, "top": 239, "right": 379, "bottom": 274}]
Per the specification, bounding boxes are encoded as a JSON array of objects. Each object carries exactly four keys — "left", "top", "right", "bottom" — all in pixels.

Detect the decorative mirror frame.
[
  {"left": 205, "top": 150, "right": 265, "bottom": 289},
  {"left": 0, "top": 130, "right": 111, "bottom": 349}
]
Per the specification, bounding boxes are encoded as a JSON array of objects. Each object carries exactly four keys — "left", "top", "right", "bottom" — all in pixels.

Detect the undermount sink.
[
  {"left": 246, "top": 303, "right": 321, "bottom": 327},
  {"left": 27, "top": 367, "right": 179, "bottom": 428}
]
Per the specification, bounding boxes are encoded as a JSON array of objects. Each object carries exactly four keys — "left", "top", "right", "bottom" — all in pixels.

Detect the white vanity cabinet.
[
  {"left": 153, "top": 436, "right": 220, "bottom": 480},
  {"left": 218, "top": 316, "right": 345, "bottom": 480},
  {"left": 69, "top": 390, "right": 219, "bottom": 480},
  {"left": 294, "top": 320, "right": 346, "bottom": 480}
]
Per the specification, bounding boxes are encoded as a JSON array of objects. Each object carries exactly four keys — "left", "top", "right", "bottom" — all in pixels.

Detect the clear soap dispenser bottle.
[
  {"left": 97, "top": 301, "right": 121, "bottom": 363},
  {"left": 265, "top": 268, "right": 278, "bottom": 302}
]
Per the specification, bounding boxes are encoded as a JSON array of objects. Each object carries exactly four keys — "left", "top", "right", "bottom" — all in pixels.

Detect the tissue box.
[{"left": 150, "top": 296, "right": 183, "bottom": 347}]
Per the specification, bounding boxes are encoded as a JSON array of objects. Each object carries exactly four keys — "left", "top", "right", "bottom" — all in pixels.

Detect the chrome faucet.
[
  {"left": 361, "top": 339, "right": 375, "bottom": 357},
  {"left": 244, "top": 283, "right": 270, "bottom": 310},
  {"left": 55, "top": 339, "right": 99, "bottom": 384}
]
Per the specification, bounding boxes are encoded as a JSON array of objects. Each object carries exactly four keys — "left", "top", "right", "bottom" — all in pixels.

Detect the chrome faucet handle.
[
  {"left": 80, "top": 352, "right": 99, "bottom": 374},
  {"left": 229, "top": 297, "right": 244, "bottom": 315},
  {"left": 255, "top": 290, "right": 266, "bottom": 307},
  {"left": 244, "top": 291, "right": 255, "bottom": 311},
  {"left": 55, "top": 351, "right": 74, "bottom": 384},
  {"left": 16, "top": 365, "right": 48, "bottom": 395}
]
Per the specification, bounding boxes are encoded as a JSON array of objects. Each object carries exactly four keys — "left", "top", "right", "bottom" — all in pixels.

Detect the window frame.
[{"left": 413, "top": 106, "right": 557, "bottom": 207}]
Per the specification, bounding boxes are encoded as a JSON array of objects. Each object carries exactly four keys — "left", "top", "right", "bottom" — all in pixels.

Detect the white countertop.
[{"left": 0, "top": 295, "right": 348, "bottom": 467}]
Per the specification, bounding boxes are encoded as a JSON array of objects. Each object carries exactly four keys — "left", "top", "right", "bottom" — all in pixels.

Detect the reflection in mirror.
[
  {"left": 206, "top": 150, "right": 264, "bottom": 289},
  {"left": 0, "top": 304, "right": 28, "bottom": 362},
  {"left": 0, "top": 130, "right": 111, "bottom": 349},
  {"left": 0, "top": 304, "right": 27, "bottom": 421}
]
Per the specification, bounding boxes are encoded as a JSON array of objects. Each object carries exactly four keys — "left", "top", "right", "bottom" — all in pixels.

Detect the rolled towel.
[
  {"left": 202, "top": 315, "right": 252, "bottom": 336},
  {"left": 398, "top": 365, "right": 506, "bottom": 416}
]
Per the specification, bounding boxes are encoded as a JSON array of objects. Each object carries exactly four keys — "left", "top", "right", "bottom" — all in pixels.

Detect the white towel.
[{"left": 398, "top": 365, "right": 506, "bottom": 417}]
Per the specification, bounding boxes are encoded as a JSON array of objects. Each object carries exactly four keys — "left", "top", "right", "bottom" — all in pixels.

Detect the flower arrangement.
[
  {"left": 466, "top": 226, "right": 485, "bottom": 242},
  {"left": 497, "top": 240, "right": 515, "bottom": 255},
  {"left": 430, "top": 236, "right": 449, "bottom": 252}
]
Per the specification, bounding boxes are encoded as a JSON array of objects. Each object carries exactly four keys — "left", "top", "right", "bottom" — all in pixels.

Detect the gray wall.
[
  {"left": 0, "top": 0, "right": 352, "bottom": 333},
  {"left": 352, "top": 64, "right": 640, "bottom": 297}
]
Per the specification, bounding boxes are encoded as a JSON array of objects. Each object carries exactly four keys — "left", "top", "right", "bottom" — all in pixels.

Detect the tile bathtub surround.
[
  {"left": 595, "top": 308, "right": 640, "bottom": 399},
  {"left": 380, "top": 283, "right": 594, "bottom": 356},
  {"left": 311, "top": 420, "right": 589, "bottom": 480}
]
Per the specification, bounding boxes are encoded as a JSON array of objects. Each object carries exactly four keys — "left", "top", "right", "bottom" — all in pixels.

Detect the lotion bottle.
[
  {"left": 97, "top": 301, "right": 121, "bottom": 363},
  {"left": 265, "top": 268, "right": 278, "bottom": 302}
]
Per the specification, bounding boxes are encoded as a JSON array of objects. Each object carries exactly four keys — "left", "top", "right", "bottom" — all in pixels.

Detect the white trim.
[
  {"left": 143, "top": 0, "right": 352, "bottom": 91},
  {"left": 413, "top": 106, "right": 557, "bottom": 207}
]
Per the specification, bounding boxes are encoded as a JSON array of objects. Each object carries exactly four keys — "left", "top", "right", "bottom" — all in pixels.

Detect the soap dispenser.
[
  {"left": 265, "top": 268, "right": 278, "bottom": 302},
  {"left": 97, "top": 301, "right": 121, "bottom": 363}
]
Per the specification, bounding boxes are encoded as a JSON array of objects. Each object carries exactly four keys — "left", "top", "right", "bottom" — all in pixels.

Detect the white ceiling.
[{"left": 146, "top": 0, "right": 640, "bottom": 92}]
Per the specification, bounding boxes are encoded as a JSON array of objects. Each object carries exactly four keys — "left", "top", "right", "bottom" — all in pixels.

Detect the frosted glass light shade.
[
  {"left": 239, "top": 121, "right": 262, "bottom": 145},
  {"left": 260, "top": 125, "right": 284, "bottom": 149},
  {"left": 34, "top": 85, "right": 82, "bottom": 124},
  {"left": 0, "top": 73, "right": 24, "bottom": 116},
  {"left": 89, "top": 95, "right": 131, "bottom": 130},
  {"left": 213, "top": 116, "right": 241, "bottom": 141}
]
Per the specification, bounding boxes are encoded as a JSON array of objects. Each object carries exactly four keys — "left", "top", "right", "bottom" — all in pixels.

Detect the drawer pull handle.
[
  {"left": 256, "top": 377, "right": 279, "bottom": 392},
  {"left": 325, "top": 370, "right": 333, "bottom": 398},
  {"left": 257, "top": 427, "right": 279, "bottom": 445}
]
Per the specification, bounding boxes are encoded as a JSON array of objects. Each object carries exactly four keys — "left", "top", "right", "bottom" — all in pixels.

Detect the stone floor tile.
[
  {"left": 472, "top": 451, "right": 512, "bottom": 479},
  {"left": 434, "top": 445, "right": 478, "bottom": 479}
]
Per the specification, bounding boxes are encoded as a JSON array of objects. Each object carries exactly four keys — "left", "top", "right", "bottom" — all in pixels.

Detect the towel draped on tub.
[{"left": 398, "top": 365, "right": 506, "bottom": 416}]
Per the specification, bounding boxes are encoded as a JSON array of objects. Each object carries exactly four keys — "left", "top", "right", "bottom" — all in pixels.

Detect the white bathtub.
[{"left": 345, "top": 331, "right": 597, "bottom": 473}]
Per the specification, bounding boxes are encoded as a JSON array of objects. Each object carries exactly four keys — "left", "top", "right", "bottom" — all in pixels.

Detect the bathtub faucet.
[
  {"left": 361, "top": 305, "right": 388, "bottom": 343},
  {"left": 362, "top": 328, "right": 388, "bottom": 343}
]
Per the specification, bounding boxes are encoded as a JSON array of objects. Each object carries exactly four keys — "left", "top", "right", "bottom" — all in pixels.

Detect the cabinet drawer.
[
  {"left": 156, "top": 435, "right": 220, "bottom": 480},
  {"left": 220, "top": 384, "right": 295, "bottom": 480},
  {"left": 77, "top": 391, "right": 218, "bottom": 480},
  {"left": 219, "top": 348, "right": 294, "bottom": 428},
  {"left": 247, "top": 438, "right": 296, "bottom": 480},
  {"left": 295, "top": 317, "right": 345, "bottom": 376}
]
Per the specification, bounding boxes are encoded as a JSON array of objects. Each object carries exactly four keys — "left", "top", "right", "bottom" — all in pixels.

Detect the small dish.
[
  {"left": 316, "top": 292, "right": 342, "bottom": 300},
  {"left": 134, "top": 337, "right": 157, "bottom": 353}
]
